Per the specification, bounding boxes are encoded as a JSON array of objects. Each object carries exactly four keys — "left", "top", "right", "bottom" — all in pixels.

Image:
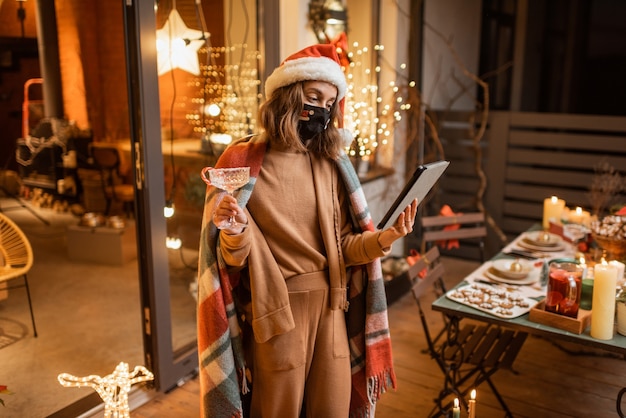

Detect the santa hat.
[{"left": 265, "top": 44, "right": 353, "bottom": 146}]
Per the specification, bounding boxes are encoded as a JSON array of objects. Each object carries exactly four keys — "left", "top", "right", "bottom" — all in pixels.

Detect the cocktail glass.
[{"left": 201, "top": 166, "right": 250, "bottom": 229}]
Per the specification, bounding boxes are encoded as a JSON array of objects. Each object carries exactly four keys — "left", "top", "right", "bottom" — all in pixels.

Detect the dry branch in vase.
[{"left": 587, "top": 161, "right": 625, "bottom": 216}]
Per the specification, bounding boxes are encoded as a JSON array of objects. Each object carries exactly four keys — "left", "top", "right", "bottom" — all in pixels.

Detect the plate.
[
  {"left": 484, "top": 267, "right": 539, "bottom": 285},
  {"left": 517, "top": 239, "right": 565, "bottom": 253},
  {"left": 446, "top": 284, "right": 540, "bottom": 319},
  {"left": 492, "top": 259, "right": 533, "bottom": 279},
  {"left": 524, "top": 231, "right": 561, "bottom": 247}
]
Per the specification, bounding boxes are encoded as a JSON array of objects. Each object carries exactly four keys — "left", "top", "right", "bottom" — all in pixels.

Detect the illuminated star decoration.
[
  {"left": 156, "top": 9, "right": 208, "bottom": 75},
  {"left": 58, "top": 362, "right": 154, "bottom": 418}
]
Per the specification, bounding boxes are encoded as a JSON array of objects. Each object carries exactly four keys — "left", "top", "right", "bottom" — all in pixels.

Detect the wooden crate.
[{"left": 528, "top": 300, "right": 592, "bottom": 334}]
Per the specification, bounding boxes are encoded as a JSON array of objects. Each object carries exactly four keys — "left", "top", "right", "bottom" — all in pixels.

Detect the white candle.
[
  {"left": 543, "top": 196, "right": 565, "bottom": 229},
  {"left": 569, "top": 206, "right": 584, "bottom": 224},
  {"left": 453, "top": 398, "right": 460, "bottom": 418},
  {"left": 468, "top": 389, "right": 476, "bottom": 418},
  {"left": 609, "top": 260, "right": 625, "bottom": 287},
  {"left": 590, "top": 263, "right": 618, "bottom": 340}
]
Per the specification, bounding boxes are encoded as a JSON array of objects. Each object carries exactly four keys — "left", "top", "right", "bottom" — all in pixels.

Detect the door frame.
[{"left": 123, "top": 0, "right": 197, "bottom": 392}]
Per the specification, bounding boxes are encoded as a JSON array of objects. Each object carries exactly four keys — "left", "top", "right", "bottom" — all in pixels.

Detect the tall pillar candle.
[
  {"left": 543, "top": 196, "right": 565, "bottom": 229},
  {"left": 609, "top": 260, "right": 625, "bottom": 286},
  {"left": 590, "top": 263, "right": 618, "bottom": 340}
]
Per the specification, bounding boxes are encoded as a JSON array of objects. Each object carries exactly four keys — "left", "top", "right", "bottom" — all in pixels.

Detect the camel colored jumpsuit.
[{"left": 220, "top": 146, "right": 388, "bottom": 418}]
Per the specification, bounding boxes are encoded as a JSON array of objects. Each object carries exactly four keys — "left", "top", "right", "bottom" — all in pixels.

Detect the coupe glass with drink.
[{"left": 201, "top": 166, "right": 250, "bottom": 229}]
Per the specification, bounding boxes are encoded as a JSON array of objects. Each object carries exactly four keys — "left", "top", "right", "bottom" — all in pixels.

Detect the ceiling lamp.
[
  {"left": 308, "top": 0, "right": 348, "bottom": 44},
  {"left": 156, "top": 8, "right": 208, "bottom": 76}
]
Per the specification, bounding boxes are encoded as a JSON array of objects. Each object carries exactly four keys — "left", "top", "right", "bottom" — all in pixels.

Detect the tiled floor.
[{"left": 0, "top": 196, "right": 197, "bottom": 417}]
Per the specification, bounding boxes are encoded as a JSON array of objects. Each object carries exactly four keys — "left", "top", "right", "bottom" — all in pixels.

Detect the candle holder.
[{"left": 617, "top": 286, "right": 626, "bottom": 337}]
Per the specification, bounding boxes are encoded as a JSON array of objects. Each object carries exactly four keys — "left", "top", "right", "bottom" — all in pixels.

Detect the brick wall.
[{"left": 0, "top": 0, "right": 227, "bottom": 171}]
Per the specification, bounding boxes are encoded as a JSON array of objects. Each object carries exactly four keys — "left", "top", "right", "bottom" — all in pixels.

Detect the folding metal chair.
[
  {"left": 408, "top": 246, "right": 527, "bottom": 417},
  {"left": 421, "top": 211, "right": 487, "bottom": 263}
]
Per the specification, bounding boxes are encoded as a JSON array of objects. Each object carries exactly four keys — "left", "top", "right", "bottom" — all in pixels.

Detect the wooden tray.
[{"left": 528, "top": 300, "right": 592, "bottom": 334}]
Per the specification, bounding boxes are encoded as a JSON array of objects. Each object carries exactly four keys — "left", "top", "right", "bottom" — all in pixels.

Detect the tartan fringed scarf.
[{"left": 197, "top": 135, "right": 396, "bottom": 418}]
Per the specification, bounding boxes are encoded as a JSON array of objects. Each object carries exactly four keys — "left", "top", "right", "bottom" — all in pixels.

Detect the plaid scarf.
[{"left": 197, "top": 135, "right": 396, "bottom": 417}]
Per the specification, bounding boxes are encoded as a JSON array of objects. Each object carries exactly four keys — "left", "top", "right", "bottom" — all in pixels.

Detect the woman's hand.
[
  {"left": 213, "top": 194, "right": 248, "bottom": 234},
  {"left": 378, "top": 198, "right": 418, "bottom": 249}
]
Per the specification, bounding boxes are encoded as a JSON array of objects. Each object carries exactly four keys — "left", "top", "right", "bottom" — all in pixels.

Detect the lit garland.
[
  {"left": 187, "top": 44, "right": 261, "bottom": 140},
  {"left": 344, "top": 42, "right": 415, "bottom": 169},
  {"left": 58, "top": 362, "right": 154, "bottom": 418},
  {"left": 185, "top": 41, "right": 415, "bottom": 171}
]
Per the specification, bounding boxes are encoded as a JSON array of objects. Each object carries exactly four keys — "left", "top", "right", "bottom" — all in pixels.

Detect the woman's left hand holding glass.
[{"left": 213, "top": 194, "right": 248, "bottom": 234}]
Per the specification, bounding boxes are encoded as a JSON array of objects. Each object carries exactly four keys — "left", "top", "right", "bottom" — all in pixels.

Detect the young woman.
[{"left": 197, "top": 44, "right": 417, "bottom": 418}]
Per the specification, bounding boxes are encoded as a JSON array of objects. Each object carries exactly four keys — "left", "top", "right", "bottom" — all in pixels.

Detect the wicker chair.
[{"left": 0, "top": 213, "right": 37, "bottom": 337}]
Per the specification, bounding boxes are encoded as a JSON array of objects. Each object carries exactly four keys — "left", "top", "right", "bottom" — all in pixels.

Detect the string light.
[
  {"left": 187, "top": 45, "right": 261, "bottom": 140},
  {"left": 166, "top": 236, "right": 182, "bottom": 250},
  {"left": 58, "top": 362, "right": 154, "bottom": 418},
  {"left": 343, "top": 42, "right": 415, "bottom": 169},
  {"left": 164, "top": 200, "right": 175, "bottom": 218}
]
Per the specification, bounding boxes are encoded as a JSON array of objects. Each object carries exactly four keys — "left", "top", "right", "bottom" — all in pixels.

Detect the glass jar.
[{"left": 617, "top": 286, "right": 626, "bottom": 337}]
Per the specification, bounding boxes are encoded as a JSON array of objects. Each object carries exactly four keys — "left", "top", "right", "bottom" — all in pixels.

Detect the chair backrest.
[
  {"left": 0, "top": 213, "right": 34, "bottom": 281},
  {"left": 89, "top": 145, "right": 130, "bottom": 196},
  {"left": 91, "top": 145, "right": 122, "bottom": 174},
  {"left": 407, "top": 246, "right": 447, "bottom": 354},
  {"left": 420, "top": 211, "right": 487, "bottom": 262}
]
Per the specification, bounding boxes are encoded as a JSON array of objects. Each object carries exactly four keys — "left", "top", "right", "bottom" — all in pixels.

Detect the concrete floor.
[{"left": 0, "top": 196, "right": 198, "bottom": 417}]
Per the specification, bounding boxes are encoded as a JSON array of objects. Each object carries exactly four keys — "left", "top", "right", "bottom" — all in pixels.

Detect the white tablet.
[{"left": 377, "top": 160, "right": 450, "bottom": 230}]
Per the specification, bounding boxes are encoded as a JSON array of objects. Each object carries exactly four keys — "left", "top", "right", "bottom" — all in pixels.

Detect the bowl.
[
  {"left": 592, "top": 233, "right": 626, "bottom": 260},
  {"left": 492, "top": 258, "right": 533, "bottom": 279},
  {"left": 107, "top": 216, "right": 126, "bottom": 229},
  {"left": 79, "top": 212, "right": 105, "bottom": 227}
]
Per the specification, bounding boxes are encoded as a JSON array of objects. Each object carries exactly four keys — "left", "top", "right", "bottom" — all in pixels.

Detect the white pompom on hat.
[{"left": 265, "top": 44, "right": 353, "bottom": 147}]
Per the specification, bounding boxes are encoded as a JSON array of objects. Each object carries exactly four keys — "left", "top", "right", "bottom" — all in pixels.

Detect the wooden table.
[{"left": 432, "top": 245, "right": 626, "bottom": 359}]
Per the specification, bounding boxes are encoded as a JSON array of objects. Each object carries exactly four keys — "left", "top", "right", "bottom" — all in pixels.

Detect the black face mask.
[{"left": 297, "top": 104, "right": 331, "bottom": 141}]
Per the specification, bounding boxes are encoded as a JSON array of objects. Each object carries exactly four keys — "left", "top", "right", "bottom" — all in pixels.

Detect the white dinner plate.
[
  {"left": 484, "top": 267, "right": 540, "bottom": 285},
  {"left": 524, "top": 231, "right": 562, "bottom": 247},
  {"left": 492, "top": 258, "right": 534, "bottom": 279},
  {"left": 517, "top": 239, "right": 565, "bottom": 252}
]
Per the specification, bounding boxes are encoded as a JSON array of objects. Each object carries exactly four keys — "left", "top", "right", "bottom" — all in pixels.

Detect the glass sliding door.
[{"left": 122, "top": 0, "right": 198, "bottom": 391}]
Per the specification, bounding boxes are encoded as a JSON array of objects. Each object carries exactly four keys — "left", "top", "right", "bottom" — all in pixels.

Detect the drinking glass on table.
[
  {"left": 201, "top": 166, "right": 250, "bottom": 229},
  {"left": 545, "top": 261, "right": 583, "bottom": 318}
]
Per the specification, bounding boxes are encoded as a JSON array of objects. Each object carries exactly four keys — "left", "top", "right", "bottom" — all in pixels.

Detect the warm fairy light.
[
  {"left": 205, "top": 103, "right": 222, "bottom": 117},
  {"left": 58, "top": 362, "right": 153, "bottom": 418},
  {"left": 343, "top": 42, "right": 415, "bottom": 168},
  {"left": 187, "top": 45, "right": 261, "bottom": 139},
  {"left": 166, "top": 236, "right": 182, "bottom": 250},
  {"left": 164, "top": 201, "right": 175, "bottom": 218}
]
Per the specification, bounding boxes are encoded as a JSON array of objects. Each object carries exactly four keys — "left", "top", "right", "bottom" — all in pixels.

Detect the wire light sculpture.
[{"left": 58, "top": 362, "right": 154, "bottom": 418}]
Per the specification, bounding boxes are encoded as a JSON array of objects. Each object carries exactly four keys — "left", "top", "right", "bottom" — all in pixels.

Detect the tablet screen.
[{"left": 377, "top": 160, "right": 450, "bottom": 230}]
